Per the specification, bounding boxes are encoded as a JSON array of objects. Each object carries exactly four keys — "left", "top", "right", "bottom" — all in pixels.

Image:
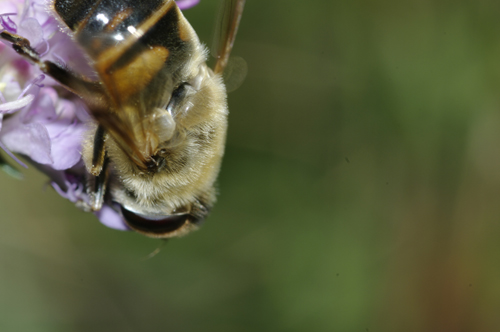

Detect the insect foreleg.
[
  {"left": 89, "top": 154, "right": 109, "bottom": 211},
  {"left": 0, "top": 31, "right": 40, "bottom": 62},
  {"left": 91, "top": 124, "right": 107, "bottom": 176}
]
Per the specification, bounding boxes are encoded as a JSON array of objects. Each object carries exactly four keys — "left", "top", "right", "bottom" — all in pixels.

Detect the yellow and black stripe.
[{"left": 53, "top": 0, "right": 194, "bottom": 107}]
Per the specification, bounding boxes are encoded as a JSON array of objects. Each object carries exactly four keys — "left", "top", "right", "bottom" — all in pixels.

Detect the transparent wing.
[
  {"left": 212, "top": 0, "right": 246, "bottom": 74},
  {"left": 222, "top": 55, "right": 247, "bottom": 92}
]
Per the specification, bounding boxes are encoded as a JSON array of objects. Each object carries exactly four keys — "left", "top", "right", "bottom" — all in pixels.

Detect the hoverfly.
[{"left": 0, "top": 0, "right": 245, "bottom": 238}]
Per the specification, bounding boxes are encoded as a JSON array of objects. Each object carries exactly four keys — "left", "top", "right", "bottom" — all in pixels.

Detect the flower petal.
[
  {"left": 0, "top": 2, "right": 18, "bottom": 16},
  {"left": 95, "top": 204, "right": 130, "bottom": 231},
  {"left": 47, "top": 122, "right": 86, "bottom": 170},
  {"left": 0, "top": 75, "right": 22, "bottom": 102},
  {"left": 18, "top": 17, "right": 43, "bottom": 48},
  {"left": 23, "top": 88, "right": 56, "bottom": 122},
  {"left": 2, "top": 122, "right": 52, "bottom": 164}
]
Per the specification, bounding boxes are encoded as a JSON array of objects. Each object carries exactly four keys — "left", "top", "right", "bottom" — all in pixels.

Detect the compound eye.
[
  {"left": 166, "top": 82, "right": 189, "bottom": 115},
  {"left": 120, "top": 206, "right": 189, "bottom": 237}
]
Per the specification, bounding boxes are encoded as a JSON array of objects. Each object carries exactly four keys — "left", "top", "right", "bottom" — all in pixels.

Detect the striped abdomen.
[{"left": 53, "top": 0, "right": 195, "bottom": 110}]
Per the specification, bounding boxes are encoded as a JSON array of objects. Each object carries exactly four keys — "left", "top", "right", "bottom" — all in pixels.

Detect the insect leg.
[
  {"left": 91, "top": 124, "right": 107, "bottom": 176},
  {"left": 0, "top": 31, "right": 105, "bottom": 101},
  {"left": 87, "top": 125, "right": 109, "bottom": 210},
  {"left": 89, "top": 154, "right": 109, "bottom": 211}
]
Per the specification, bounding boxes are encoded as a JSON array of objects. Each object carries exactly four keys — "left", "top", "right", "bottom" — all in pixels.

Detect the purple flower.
[{"left": 0, "top": 0, "right": 200, "bottom": 232}]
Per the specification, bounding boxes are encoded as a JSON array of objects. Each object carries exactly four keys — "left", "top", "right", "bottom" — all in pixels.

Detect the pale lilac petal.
[
  {"left": 95, "top": 205, "right": 129, "bottom": 231},
  {"left": 1, "top": 76, "right": 22, "bottom": 101},
  {"left": 18, "top": 74, "right": 44, "bottom": 99},
  {"left": 0, "top": 3, "right": 19, "bottom": 24},
  {"left": 0, "top": 94, "right": 34, "bottom": 113},
  {"left": 176, "top": 0, "right": 200, "bottom": 10},
  {"left": 37, "top": 37, "right": 50, "bottom": 56},
  {"left": 2, "top": 122, "right": 52, "bottom": 164},
  {"left": 0, "top": 2, "right": 18, "bottom": 16},
  {"left": 18, "top": 17, "right": 43, "bottom": 48},
  {"left": 31, "top": 3, "right": 56, "bottom": 37},
  {"left": 56, "top": 99, "right": 79, "bottom": 120},
  {"left": 47, "top": 122, "right": 86, "bottom": 170},
  {"left": 23, "top": 88, "right": 56, "bottom": 122}
]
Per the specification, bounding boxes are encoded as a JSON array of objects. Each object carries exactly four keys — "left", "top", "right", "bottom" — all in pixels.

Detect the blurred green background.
[{"left": 2, "top": 0, "right": 500, "bottom": 331}]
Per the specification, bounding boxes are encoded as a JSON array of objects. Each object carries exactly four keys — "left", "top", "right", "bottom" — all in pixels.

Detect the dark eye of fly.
[
  {"left": 121, "top": 206, "right": 190, "bottom": 235},
  {"left": 166, "top": 83, "right": 189, "bottom": 115}
]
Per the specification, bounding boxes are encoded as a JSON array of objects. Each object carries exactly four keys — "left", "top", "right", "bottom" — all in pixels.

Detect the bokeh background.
[{"left": 2, "top": 0, "right": 500, "bottom": 331}]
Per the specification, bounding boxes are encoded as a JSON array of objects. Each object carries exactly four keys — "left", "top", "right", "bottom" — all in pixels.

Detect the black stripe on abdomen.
[{"left": 53, "top": 0, "right": 101, "bottom": 31}]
